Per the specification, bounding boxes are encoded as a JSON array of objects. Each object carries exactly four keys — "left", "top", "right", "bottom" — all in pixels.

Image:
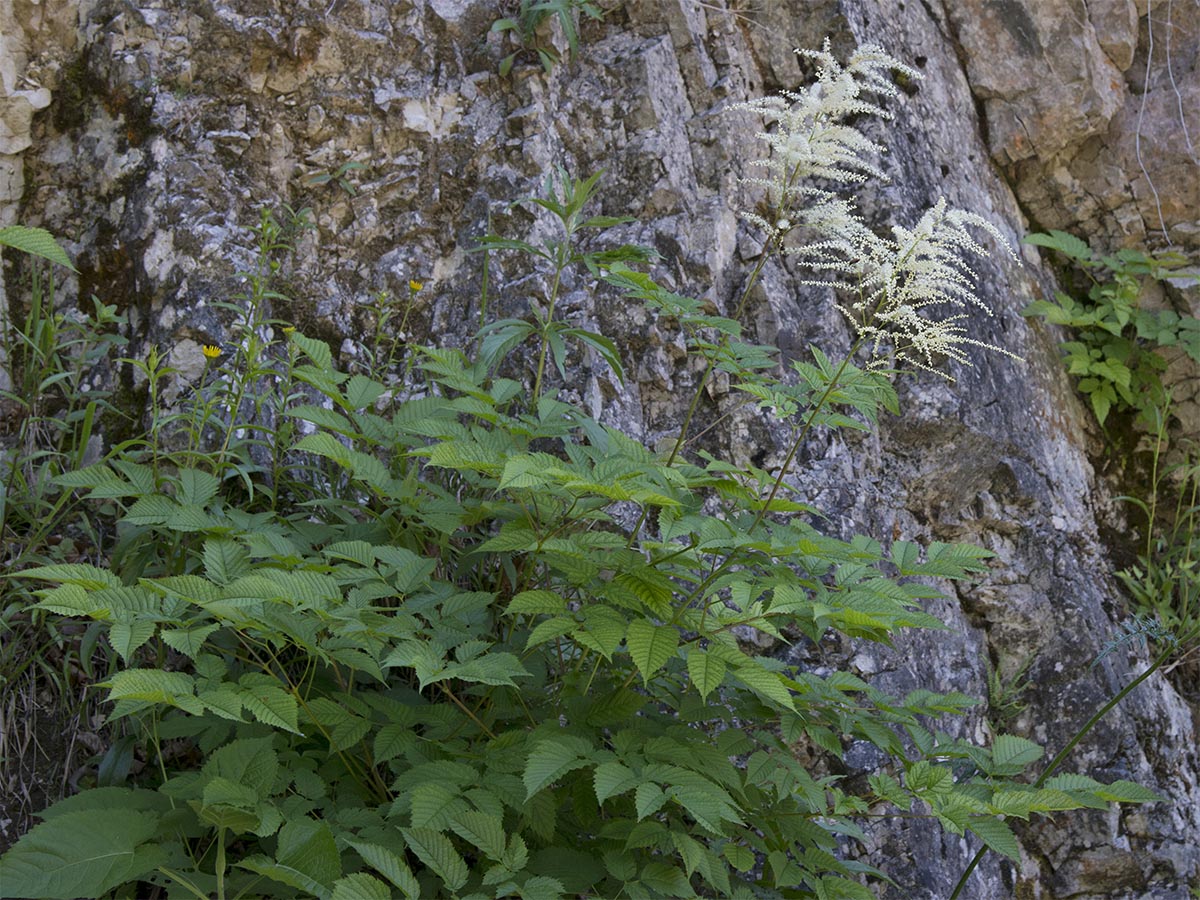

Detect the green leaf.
[
  {"left": 160, "top": 624, "right": 220, "bottom": 659},
  {"left": 14, "top": 562, "right": 122, "bottom": 589},
  {"left": 640, "top": 860, "right": 696, "bottom": 897},
  {"left": 177, "top": 467, "right": 220, "bottom": 506},
  {"left": 374, "top": 722, "right": 417, "bottom": 764},
  {"left": 593, "top": 762, "right": 640, "bottom": 805},
  {"left": 331, "top": 872, "right": 391, "bottom": 900},
  {"left": 239, "top": 683, "right": 301, "bottom": 734},
  {"left": 345, "top": 840, "right": 421, "bottom": 899},
  {"left": 519, "top": 875, "right": 568, "bottom": 900},
  {"left": 1023, "top": 230, "right": 1093, "bottom": 262},
  {"left": 108, "top": 620, "right": 157, "bottom": 664},
  {"left": 1092, "top": 779, "right": 1164, "bottom": 804},
  {"left": 626, "top": 618, "right": 679, "bottom": 684},
  {"left": 723, "top": 843, "right": 755, "bottom": 872},
  {"left": 409, "top": 782, "right": 470, "bottom": 830},
  {"left": 444, "top": 652, "right": 531, "bottom": 687},
  {"left": 238, "top": 856, "right": 331, "bottom": 899},
  {"left": 0, "top": 225, "right": 76, "bottom": 269},
  {"left": 276, "top": 818, "right": 342, "bottom": 889},
  {"left": 686, "top": 649, "right": 726, "bottom": 701},
  {"left": 732, "top": 661, "right": 795, "bottom": 710},
  {"left": 990, "top": 734, "right": 1043, "bottom": 776},
  {"left": 203, "top": 539, "right": 250, "bottom": 585},
  {"left": 32, "top": 584, "right": 103, "bottom": 617},
  {"left": 344, "top": 374, "right": 386, "bottom": 410},
  {"left": 449, "top": 811, "right": 507, "bottom": 860},
  {"left": 635, "top": 782, "right": 667, "bottom": 819},
  {"left": 292, "top": 332, "right": 334, "bottom": 370},
  {"left": 0, "top": 808, "right": 165, "bottom": 899},
  {"left": 523, "top": 738, "right": 593, "bottom": 800},
  {"left": 506, "top": 590, "right": 568, "bottom": 616},
  {"left": 401, "top": 827, "right": 469, "bottom": 892},
  {"left": 967, "top": 816, "right": 1021, "bottom": 862},
  {"left": 106, "top": 669, "right": 198, "bottom": 710}
]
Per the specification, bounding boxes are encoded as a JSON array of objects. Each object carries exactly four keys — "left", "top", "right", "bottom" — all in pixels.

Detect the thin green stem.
[
  {"left": 215, "top": 827, "right": 227, "bottom": 900},
  {"left": 532, "top": 251, "right": 566, "bottom": 401}
]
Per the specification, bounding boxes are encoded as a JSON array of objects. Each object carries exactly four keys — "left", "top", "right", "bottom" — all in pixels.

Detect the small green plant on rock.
[
  {"left": 1021, "top": 229, "right": 1200, "bottom": 428},
  {"left": 492, "top": 0, "right": 605, "bottom": 76}
]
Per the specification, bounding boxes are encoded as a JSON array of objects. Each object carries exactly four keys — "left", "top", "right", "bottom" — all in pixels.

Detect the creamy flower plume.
[
  {"left": 735, "top": 42, "right": 1021, "bottom": 378},
  {"left": 732, "top": 39, "right": 920, "bottom": 240}
]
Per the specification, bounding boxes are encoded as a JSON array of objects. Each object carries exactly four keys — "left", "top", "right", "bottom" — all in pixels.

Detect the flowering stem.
[{"left": 749, "top": 342, "right": 859, "bottom": 534}]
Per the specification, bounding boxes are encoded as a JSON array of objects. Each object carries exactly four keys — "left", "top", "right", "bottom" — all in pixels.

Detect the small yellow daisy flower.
[
  {"left": 408, "top": 279, "right": 423, "bottom": 293},
  {"left": 202, "top": 344, "right": 222, "bottom": 360}
]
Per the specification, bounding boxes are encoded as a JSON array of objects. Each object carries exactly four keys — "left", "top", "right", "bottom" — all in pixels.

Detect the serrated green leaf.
[
  {"left": 626, "top": 618, "right": 679, "bottom": 684},
  {"left": 506, "top": 589, "right": 567, "bottom": 616},
  {"left": 635, "top": 782, "right": 667, "bottom": 820},
  {"left": 331, "top": 872, "right": 391, "bottom": 900},
  {"left": 203, "top": 539, "right": 250, "bottom": 585},
  {"left": 990, "top": 734, "right": 1043, "bottom": 775},
  {"left": 523, "top": 738, "right": 593, "bottom": 800},
  {"left": 686, "top": 649, "right": 726, "bottom": 701},
  {"left": 732, "top": 661, "right": 794, "bottom": 709},
  {"left": 14, "top": 562, "right": 122, "bottom": 589},
  {"left": 0, "top": 808, "right": 164, "bottom": 899},
  {"left": 0, "top": 225, "right": 75, "bottom": 269},
  {"left": 160, "top": 624, "right": 220, "bottom": 659},
  {"left": 720, "top": 844, "right": 748, "bottom": 873},
  {"left": 593, "top": 762, "right": 640, "bottom": 805},
  {"left": 401, "top": 827, "right": 469, "bottom": 892},
  {"left": 373, "top": 722, "right": 417, "bottom": 764},
  {"left": 108, "top": 620, "right": 157, "bottom": 664},
  {"left": 1092, "top": 779, "right": 1164, "bottom": 804},
  {"left": 238, "top": 684, "right": 301, "bottom": 734},
  {"left": 449, "top": 811, "right": 507, "bottom": 860},
  {"left": 33, "top": 583, "right": 106, "bottom": 617},
  {"left": 967, "top": 815, "right": 1021, "bottom": 862},
  {"left": 238, "top": 855, "right": 330, "bottom": 899},
  {"left": 409, "top": 782, "right": 470, "bottom": 830},
  {"left": 176, "top": 468, "right": 220, "bottom": 506},
  {"left": 345, "top": 840, "right": 421, "bottom": 899}
]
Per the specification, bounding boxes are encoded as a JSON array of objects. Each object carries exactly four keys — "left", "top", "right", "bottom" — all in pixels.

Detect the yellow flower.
[
  {"left": 408, "top": 279, "right": 423, "bottom": 293},
  {"left": 282, "top": 325, "right": 296, "bottom": 334},
  {"left": 202, "top": 344, "right": 222, "bottom": 359}
]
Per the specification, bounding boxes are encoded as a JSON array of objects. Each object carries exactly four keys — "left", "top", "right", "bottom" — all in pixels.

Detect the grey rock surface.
[{"left": 2, "top": 0, "right": 1198, "bottom": 896}]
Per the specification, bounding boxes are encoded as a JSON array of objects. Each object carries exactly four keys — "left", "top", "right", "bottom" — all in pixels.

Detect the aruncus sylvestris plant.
[{"left": 0, "top": 44, "right": 1163, "bottom": 900}]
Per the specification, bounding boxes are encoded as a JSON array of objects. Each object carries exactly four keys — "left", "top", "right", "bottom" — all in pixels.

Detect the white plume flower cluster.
[
  {"left": 732, "top": 40, "right": 919, "bottom": 242},
  {"left": 734, "top": 41, "right": 1022, "bottom": 378}
]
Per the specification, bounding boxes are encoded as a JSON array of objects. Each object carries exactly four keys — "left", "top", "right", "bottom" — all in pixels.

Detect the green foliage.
[
  {"left": 1, "top": 46, "right": 1166, "bottom": 900},
  {"left": 1114, "top": 408, "right": 1200, "bottom": 654},
  {"left": 1021, "top": 230, "right": 1200, "bottom": 427},
  {"left": 303, "top": 160, "right": 367, "bottom": 196},
  {"left": 492, "top": 0, "right": 604, "bottom": 75}
]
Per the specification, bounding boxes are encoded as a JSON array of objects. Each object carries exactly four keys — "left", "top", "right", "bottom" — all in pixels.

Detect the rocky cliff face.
[{"left": 2, "top": 0, "right": 1198, "bottom": 896}]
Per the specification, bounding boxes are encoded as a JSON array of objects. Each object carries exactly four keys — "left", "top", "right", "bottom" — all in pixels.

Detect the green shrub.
[
  {"left": 0, "top": 45, "right": 1166, "bottom": 900},
  {"left": 1021, "top": 230, "right": 1200, "bottom": 427}
]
